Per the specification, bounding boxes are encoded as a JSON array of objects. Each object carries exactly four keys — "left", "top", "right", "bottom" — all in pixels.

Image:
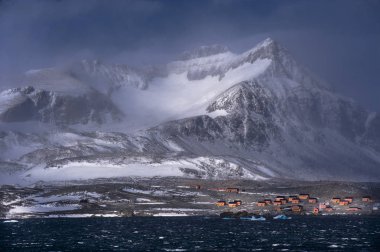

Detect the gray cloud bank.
[{"left": 0, "top": 0, "right": 379, "bottom": 110}]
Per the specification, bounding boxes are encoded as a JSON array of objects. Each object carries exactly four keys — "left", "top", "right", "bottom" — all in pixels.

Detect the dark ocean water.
[{"left": 1, "top": 216, "right": 380, "bottom": 251}]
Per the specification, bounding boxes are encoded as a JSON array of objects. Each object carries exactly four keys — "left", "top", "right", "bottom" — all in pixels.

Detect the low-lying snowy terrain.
[{"left": 1, "top": 178, "right": 379, "bottom": 219}]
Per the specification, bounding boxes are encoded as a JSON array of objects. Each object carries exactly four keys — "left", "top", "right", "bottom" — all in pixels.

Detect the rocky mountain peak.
[
  {"left": 255, "top": 37, "right": 277, "bottom": 50},
  {"left": 242, "top": 37, "right": 281, "bottom": 58},
  {"left": 241, "top": 38, "right": 330, "bottom": 92}
]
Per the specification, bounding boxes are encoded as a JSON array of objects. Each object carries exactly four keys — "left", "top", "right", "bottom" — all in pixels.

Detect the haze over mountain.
[{"left": 0, "top": 38, "right": 379, "bottom": 184}]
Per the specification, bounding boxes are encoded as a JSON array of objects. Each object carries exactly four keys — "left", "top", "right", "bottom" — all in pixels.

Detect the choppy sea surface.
[{"left": 1, "top": 216, "right": 380, "bottom": 251}]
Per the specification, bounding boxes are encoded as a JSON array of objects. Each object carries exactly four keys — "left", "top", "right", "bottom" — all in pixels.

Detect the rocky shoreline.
[{"left": 1, "top": 178, "right": 379, "bottom": 219}]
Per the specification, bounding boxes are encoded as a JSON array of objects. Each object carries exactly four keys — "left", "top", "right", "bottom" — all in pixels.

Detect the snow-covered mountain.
[{"left": 0, "top": 38, "right": 379, "bottom": 183}]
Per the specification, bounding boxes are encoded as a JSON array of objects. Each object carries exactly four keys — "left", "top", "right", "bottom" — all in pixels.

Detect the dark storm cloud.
[{"left": 0, "top": 0, "right": 379, "bottom": 109}]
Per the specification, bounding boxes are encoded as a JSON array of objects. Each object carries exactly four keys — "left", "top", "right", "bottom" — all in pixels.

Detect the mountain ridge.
[{"left": 0, "top": 38, "right": 379, "bottom": 183}]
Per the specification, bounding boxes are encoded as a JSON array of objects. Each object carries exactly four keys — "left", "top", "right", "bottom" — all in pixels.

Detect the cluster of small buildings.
[
  {"left": 214, "top": 188, "right": 242, "bottom": 208},
  {"left": 319, "top": 195, "right": 372, "bottom": 212},
  {"left": 331, "top": 196, "right": 371, "bottom": 205},
  {"left": 216, "top": 200, "right": 242, "bottom": 208},
  {"left": 212, "top": 186, "right": 374, "bottom": 215},
  {"left": 312, "top": 195, "right": 373, "bottom": 214},
  {"left": 317, "top": 203, "right": 333, "bottom": 213},
  {"left": 257, "top": 194, "right": 317, "bottom": 207},
  {"left": 255, "top": 194, "right": 320, "bottom": 213}
]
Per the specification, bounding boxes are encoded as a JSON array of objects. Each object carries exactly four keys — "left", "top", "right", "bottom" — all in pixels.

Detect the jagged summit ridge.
[{"left": 167, "top": 37, "right": 326, "bottom": 93}]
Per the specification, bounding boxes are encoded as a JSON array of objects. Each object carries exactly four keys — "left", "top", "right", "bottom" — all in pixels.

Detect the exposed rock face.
[
  {"left": 77, "top": 59, "right": 152, "bottom": 91},
  {"left": 0, "top": 86, "right": 122, "bottom": 125}
]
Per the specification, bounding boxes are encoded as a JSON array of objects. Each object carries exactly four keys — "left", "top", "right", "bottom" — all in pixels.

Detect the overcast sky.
[{"left": 0, "top": 0, "right": 379, "bottom": 110}]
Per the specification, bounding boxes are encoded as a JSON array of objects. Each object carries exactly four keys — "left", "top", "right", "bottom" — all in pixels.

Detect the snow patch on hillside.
[
  {"left": 21, "top": 157, "right": 266, "bottom": 182},
  {"left": 112, "top": 58, "right": 271, "bottom": 130},
  {"left": 9, "top": 204, "right": 80, "bottom": 214},
  {"left": 208, "top": 109, "right": 229, "bottom": 118}
]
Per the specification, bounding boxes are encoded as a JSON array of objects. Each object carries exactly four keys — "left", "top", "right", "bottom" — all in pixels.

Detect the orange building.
[
  {"left": 228, "top": 202, "right": 238, "bottom": 208},
  {"left": 319, "top": 203, "right": 327, "bottom": 209},
  {"left": 226, "top": 188, "right": 240, "bottom": 193},
  {"left": 275, "top": 196, "right": 286, "bottom": 201},
  {"left": 288, "top": 196, "right": 298, "bottom": 201},
  {"left": 264, "top": 199, "right": 272, "bottom": 205},
  {"left": 291, "top": 205, "right": 303, "bottom": 212},
  {"left": 339, "top": 201, "right": 349, "bottom": 206},
  {"left": 308, "top": 198, "right": 318, "bottom": 204},
  {"left": 331, "top": 198, "right": 341, "bottom": 204},
  {"left": 299, "top": 194, "right": 310, "bottom": 200},
  {"left": 291, "top": 198, "right": 300, "bottom": 204},
  {"left": 273, "top": 201, "right": 282, "bottom": 206},
  {"left": 362, "top": 196, "right": 372, "bottom": 202},
  {"left": 216, "top": 201, "right": 227, "bottom": 207},
  {"left": 344, "top": 197, "right": 353, "bottom": 203},
  {"left": 325, "top": 206, "right": 334, "bottom": 212},
  {"left": 348, "top": 207, "right": 361, "bottom": 211},
  {"left": 257, "top": 201, "right": 266, "bottom": 207},
  {"left": 234, "top": 200, "right": 242, "bottom": 206}
]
